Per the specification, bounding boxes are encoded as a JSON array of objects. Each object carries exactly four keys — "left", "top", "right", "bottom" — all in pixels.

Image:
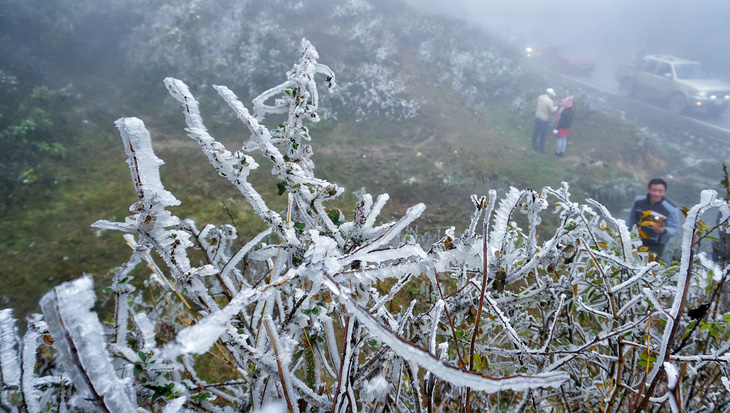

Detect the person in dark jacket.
[
  {"left": 553, "top": 96, "right": 575, "bottom": 157},
  {"left": 627, "top": 178, "right": 680, "bottom": 258}
]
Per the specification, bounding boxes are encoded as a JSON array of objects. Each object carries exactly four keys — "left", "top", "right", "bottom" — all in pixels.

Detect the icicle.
[
  {"left": 322, "top": 316, "right": 341, "bottom": 373},
  {"left": 220, "top": 228, "right": 272, "bottom": 281},
  {"left": 664, "top": 362, "right": 680, "bottom": 413}
]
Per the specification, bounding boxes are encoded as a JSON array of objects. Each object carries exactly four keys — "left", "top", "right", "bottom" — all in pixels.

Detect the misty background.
[{"left": 414, "top": 0, "right": 730, "bottom": 83}]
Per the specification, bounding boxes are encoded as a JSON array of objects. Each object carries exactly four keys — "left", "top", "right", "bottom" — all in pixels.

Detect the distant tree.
[
  {"left": 1, "top": 39, "right": 729, "bottom": 413},
  {"left": 0, "top": 72, "right": 72, "bottom": 213}
]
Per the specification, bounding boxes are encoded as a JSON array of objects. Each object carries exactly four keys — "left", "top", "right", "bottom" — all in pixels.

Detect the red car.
[{"left": 525, "top": 46, "right": 595, "bottom": 75}]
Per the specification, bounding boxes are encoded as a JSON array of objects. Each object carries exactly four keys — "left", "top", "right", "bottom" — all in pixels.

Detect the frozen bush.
[{"left": 1, "top": 39, "right": 730, "bottom": 413}]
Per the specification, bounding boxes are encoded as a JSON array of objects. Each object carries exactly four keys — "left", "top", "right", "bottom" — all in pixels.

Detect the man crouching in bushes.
[{"left": 627, "top": 178, "right": 680, "bottom": 259}]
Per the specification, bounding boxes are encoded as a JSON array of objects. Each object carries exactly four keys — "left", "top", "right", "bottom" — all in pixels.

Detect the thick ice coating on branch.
[
  {"left": 0, "top": 310, "right": 20, "bottom": 387},
  {"left": 322, "top": 274, "right": 569, "bottom": 393},
  {"left": 40, "top": 276, "right": 136, "bottom": 412}
]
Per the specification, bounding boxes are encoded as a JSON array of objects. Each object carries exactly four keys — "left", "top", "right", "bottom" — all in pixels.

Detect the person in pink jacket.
[{"left": 553, "top": 96, "right": 575, "bottom": 157}]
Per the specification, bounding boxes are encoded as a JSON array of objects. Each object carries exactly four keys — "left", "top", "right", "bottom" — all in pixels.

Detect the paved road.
[
  {"left": 532, "top": 55, "right": 730, "bottom": 213},
  {"left": 557, "top": 54, "right": 730, "bottom": 137}
]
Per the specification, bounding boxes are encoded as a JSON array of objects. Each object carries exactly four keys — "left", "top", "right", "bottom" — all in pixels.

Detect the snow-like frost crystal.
[{"left": 40, "top": 276, "right": 136, "bottom": 412}]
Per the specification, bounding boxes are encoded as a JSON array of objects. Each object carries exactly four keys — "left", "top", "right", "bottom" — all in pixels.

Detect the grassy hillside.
[{"left": 0, "top": 77, "right": 659, "bottom": 319}]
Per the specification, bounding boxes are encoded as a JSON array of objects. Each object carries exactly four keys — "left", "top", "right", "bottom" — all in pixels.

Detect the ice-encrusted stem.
[
  {"left": 633, "top": 190, "right": 724, "bottom": 412},
  {"left": 0, "top": 310, "right": 20, "bottom": 392},
  {"left": 323, "top": 274, "right": 569, "bottom": 393},
  {"left": 39, "top": 276, "right": 137, "bottom": 412},
  {"left": 332, "top": 317, "right": 357, "bottom": 413},
  {"left": 264, "top": 316, "right": 298, "bottom": 413},
  {"left": 20, "top": 316, "right": 42, "bottom": 413},
  {"left": 164, "top": 78, "right": 297, "bottom": 247},
  {"left": 466, "top": 189, "right": 496, "bottom": 410}
]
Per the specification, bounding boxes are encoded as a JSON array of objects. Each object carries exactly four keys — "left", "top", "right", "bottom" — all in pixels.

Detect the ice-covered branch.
[
  {"left": 323, "top": 274, "right": 569, "bottom": 393},
  {"left": 39, "top": 276, "right": 137, "bottom": 412}
]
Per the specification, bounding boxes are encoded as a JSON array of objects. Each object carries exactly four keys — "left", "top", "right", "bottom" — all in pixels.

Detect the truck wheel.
[
  {"left": 668, "top": 93, "right": 686, "bottom": 114},
  {"left": 619, "top": 78, "right": 635, "bottom": 96}
]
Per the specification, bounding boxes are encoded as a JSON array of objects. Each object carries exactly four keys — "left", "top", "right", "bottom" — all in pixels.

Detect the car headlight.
[{"left": 695, "top": 91, "right": 708, "bottom": 97}]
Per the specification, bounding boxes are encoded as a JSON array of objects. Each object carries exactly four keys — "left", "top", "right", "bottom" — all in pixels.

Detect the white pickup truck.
[{"left": 615, "top": 54, "right": 730, "bottom": 115}]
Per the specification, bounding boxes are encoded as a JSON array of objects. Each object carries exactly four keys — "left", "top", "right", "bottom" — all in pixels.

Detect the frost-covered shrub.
[
  {"left": 332, "top": 0, "right": 374, "bottom": 17},
  {"left": 124, "top": 0, "right": 523, "bottom": 122},
  {"left": 330, "top": 63, "right": 420, "bottom": 122},
  {"left": 315, "top": 0, "right": 421, "bottom": 121},
  {"left": 125, "top": 0, "right": 419, "bottom": 121},
  {"left": 125, "top": 0, "right": 297, "bottom": 95},
  {"left": 2, "top": 40, "right": 730, "bottom": 413},
  {"left": 409, "top": 15, "right": 523, "bottom": 110}
]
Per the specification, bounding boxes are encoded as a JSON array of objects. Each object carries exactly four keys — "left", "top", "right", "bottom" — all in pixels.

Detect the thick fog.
[{"left": 413, "top": 0, "right": 730, "bottom": 80}]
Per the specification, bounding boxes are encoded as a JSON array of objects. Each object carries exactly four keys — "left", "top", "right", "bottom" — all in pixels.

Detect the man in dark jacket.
[{"left": 627, "top": 178, "right": 680, "bottom": 258}]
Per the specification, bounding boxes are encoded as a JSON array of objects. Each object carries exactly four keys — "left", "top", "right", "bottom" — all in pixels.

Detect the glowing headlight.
[
  {"left": 710, "top": 95, "right": 717, "bottom": 99},
  {"left": 725, "top": 95, "right": 730, "bottom": 100},
  {"left": 696, "top": 91, "right": 708, "bottom": 97}
]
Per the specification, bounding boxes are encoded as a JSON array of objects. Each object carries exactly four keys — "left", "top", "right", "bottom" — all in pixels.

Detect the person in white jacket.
[{"left": 531, "top": 88, "right": 557, "bottom": 153}]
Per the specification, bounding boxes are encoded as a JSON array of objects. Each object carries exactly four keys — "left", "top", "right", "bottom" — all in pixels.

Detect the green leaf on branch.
[
  {"left": 474, "top": 352, "right": 483, "bottom": 370},
  {"left": 327, "top": 208, "right": 344, "bottom": 226},
  {"left": 192, "top": 392, "right": 211, "bottom": 401},
  {"left": 277, "top": 181, "right": 288, "bottom": 195}
]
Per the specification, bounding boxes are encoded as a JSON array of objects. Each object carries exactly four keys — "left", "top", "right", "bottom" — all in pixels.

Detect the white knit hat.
[{"left": 546, "top": 88, "right": 555, "bottom": 96}]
